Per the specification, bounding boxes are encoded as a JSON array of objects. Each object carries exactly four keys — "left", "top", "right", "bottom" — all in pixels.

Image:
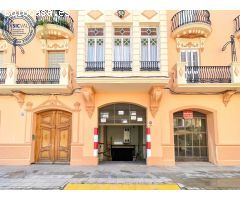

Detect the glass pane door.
[{"left": 174, "top": 111, "right": 208, "bottom": 161}]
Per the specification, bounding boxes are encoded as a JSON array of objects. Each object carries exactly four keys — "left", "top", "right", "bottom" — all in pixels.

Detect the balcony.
[
  {"left": 0, "top": 13, "right": 5, "bottom": 39},
  {"left": 113, "top": 61, "right": 132, "bottom": 71},
  {"left": 77, "top": 59, "right": 169, "bottom": 92},
  {"left": 35, "top": 10, "right": 74, "bottom": 40},
  {"left": 85, "top": 61, "right": 105, "bottom": 71},
  {"left": 0, "top": 68, "right": 6, "bottom": 84},
  {"left": 140, "top": 61, "right": 159, "bottom": 71},
  {"left": 172, "top": 62, "right": 240, "bottom": 92},
  {"left": 171, "top": 10, "right": 212, "bottom": 38},
  {"left": 185, "top": 66, "right": 231, "bottom": 83},
  {"left": 234, "top": 15, "right": 240, "bottom": 39},
  {"left": 0, "top": 63, "right": 72, "bottom": 94}
]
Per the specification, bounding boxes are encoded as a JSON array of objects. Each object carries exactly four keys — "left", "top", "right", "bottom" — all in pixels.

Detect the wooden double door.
[{"left": 35, "top": 110, "right": 72, "bottom": 164}]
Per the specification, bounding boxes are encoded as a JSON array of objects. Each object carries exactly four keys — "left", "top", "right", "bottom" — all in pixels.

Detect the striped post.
[
  {"left": 93, "top": 128, "right": 99, "bottom": 157},
  {"left": 146, "top": 128, "right": 151, "bottom": 157}
]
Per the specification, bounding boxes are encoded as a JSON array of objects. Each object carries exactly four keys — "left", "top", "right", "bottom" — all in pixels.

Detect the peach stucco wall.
[
  {"left": 167, "top": 10, "right": 240, "bottom": 69},
  {"left": 1, "top": 90, "right": 240, "bottom": 165},
  {"left": 0, "top": 10, "right": 240, "bottom": 166},
  {"left": 1, "top": 11, "right": 78, "bottom": 81}
]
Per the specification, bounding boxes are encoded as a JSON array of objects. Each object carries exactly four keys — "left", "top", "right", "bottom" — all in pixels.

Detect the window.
[
  {"left": 87, "top": 28, "right": 104, "bottom": 63},
  {"left": 0, "top": 51, "right": 5, "bottom": 84},
  {"left": 181, "top": 50, "right": 200, "bottom": 83},
  {"left": 141, "top": 28, "right": 158, "bottom": 62},
  {"left": 140, "top": 27, "right": 159, "bottom": 71},
  {"left": 0, "top": 52, "right": 3, "bottom": 66},
  {"left": 180, "top": 49, "right": 199, "bottom": 66},
  {"left": 48, "top": 51, "right": 65, "bottom": 68},
  {"left": 113, "top": 27, "right": 131, "bottom": 71}
]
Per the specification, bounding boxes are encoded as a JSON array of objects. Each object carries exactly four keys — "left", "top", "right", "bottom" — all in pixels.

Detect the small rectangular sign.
[
  {"left": 137, "top": 117, "right": 143, "bottom": 122},
  {"left": 131, "top": 116, "right": 137, "bottom": 120},
  {"left": 118, "top": 110, "right": 124, "bottom": 115},
  {"left": 122, "top": 119, "right": 128, "bottom": 123},
  {"left": 130, "top": 111, "right": 136, "bottom": 116},
  {"left": 183, "top": 110, "right": 193, "bottom": 119},
  {"left": 100, "top": 118, "right": 106, "bottom": 123}
]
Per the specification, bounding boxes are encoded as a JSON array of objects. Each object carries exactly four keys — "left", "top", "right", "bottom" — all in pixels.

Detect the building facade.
[{"left": 0, "top": 10, "right": 240, "bottom": 166}]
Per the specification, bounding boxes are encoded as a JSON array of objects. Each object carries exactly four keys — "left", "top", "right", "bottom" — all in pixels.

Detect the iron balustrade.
[
  {"left": 36, "top": 10, "right": 74, "bottom": 32},
  {"left": 113, "top": 61, "right": 132, "bottom": 71},
  {"left": 16, "top": 67, "right": 60, "bottom": 84},
  {"left": 234, "top": 15, "right": 240, "bottom": 33},
  {"left": 0, "top": 13, "right": 5, "bottom": 30},
  {"left": 185, "top": 66, "right": 231, "bottom": 83},
  {"left": 140, "top": 61, "right": 160, "bottom": 71},
  {"left": 171, "top": 10, "right": 211, "bottom": 32},
  {"left": 0, "top": 68, "right": 6, "bottom": 84},
  {"left": 85, "top": 61, "right": 105, "bottom": 71}
]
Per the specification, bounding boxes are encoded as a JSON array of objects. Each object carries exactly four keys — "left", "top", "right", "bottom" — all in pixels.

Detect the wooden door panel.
[
  {"left": 35, "top": 111, "right": 55, "bottom": 163},
  {"left": 54, "top": 111, "right": 71, "bottom": 162},
  {"left": 55, "top": 127, "right": 71, "bottom": 162},
  {"left": 38, "top": 127, "right": 53, "bottom": 161},
  {"left": 56, "top": 111, "right": 72, "bottom": 127}
]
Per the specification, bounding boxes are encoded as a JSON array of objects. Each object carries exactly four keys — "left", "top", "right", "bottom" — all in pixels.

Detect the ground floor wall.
[{"left": 0, "top": 89, "right": 240, "bottom": 166}]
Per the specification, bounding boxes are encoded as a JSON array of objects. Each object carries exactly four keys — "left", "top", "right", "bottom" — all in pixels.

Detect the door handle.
[{"left": 32, "top": 134, "right": 36, "bottom": 141}]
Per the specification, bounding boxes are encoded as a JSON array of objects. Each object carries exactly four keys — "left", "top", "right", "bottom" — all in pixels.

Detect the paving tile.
[{"left": 1, "top": 162, "right": 240, "bottom": 189}]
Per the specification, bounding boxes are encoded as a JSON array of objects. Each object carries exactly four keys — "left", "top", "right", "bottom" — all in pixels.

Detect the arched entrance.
[
  {"left": 174, "top": 111, "right": 208, "bottom": 161},
  {"left": 98, "top": 103, "right": 146, "bottom": 162},
  {"left": 35, "top": 110, "right": 72, "bottom": 164}
]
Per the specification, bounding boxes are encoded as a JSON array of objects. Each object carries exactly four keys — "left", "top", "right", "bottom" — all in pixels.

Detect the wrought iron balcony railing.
[
  {"left": 185, "top": 66, "right": 231, "bottom": 83},
  {"left": 140, "top": 61, "right": 160, "bottom": 71},
  {"left": 85, "top": 61, "right": 105, "bottom": 71},
  {"left": 16, "top": 67, "right": 60, "bottom": 84},
  {"left": 113, "top": 61, "right": 132, "bottom": 71},
  {"left": 171, "top": 10, "right": 211, "bottom": 32},
  {"left": 0, "top": 63, "right": 71, "bottom": 86},
  {"left": 36, "top": 10, "right": 74, "bottom": 32},
  {"left": 0, "top": 13, "right": 5, "bottom": 30},
  {"left": 0, "top": 68, "right": 7, "bottom": 84}
]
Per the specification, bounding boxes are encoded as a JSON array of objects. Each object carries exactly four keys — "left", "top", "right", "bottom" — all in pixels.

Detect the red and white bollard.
[
  {"left": 93, "top": 128, "right": 99, "bottom": 157},
  {"left": 146, "top": 128, "right": 151, "bottom": 157}
]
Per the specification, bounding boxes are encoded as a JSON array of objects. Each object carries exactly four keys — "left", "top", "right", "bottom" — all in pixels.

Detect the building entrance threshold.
[{"left": 100, "top": 160, "right": 146, "bottom": 165}]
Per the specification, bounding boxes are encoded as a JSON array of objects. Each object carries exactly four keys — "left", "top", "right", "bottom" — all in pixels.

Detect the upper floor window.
[
  {"left": 140, "top": 27, "right": 159, "bottom": 71},
  {"left": 141, "top": 28, "right": 158, "bottom": 62},
  {"left": 113, "top": 27, "right": 131, "bottom": 71},
  {"left": 0, "top": 52, "right": 3, "bottom": 66},
  {"left": 180, "top": 49, "right": 199, "bottom": 66},
  {"left": 48, "top": 51, "right": 65, "bottom": 68},
  {"left": 87, "top": 28, "right": 104, "bottom": 63},
  {"left": 86, "top": 28, "right": 104, "bottom": 71}
]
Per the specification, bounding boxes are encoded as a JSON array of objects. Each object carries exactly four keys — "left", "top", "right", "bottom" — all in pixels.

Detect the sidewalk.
[{"left": 0, "top": 162, "right": 240, "bottom": 190}]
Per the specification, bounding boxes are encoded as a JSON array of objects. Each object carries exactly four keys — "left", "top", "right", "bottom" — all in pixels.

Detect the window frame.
[
  {"left": 140, "top": 27, "right": 159, "bottom": 62},
  {"left": 113, "top": 26, "right": 132, "bottom": 62},
  {"left": 0, "top": 51, "right": 3, "bottom": 66},
  {"left": 86, "top": 27, "right": 105, "bottom": 63},
  {"left": 47, "top": 51, "right": 65, "bottom": 68},
  {"left": 180, "top": 49, "right": 200, "bottom": 66}
]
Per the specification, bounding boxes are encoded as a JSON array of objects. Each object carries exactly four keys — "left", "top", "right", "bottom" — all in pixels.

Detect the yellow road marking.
[{"left": 64, "top": 184, "right": 180, "bottom": 190}]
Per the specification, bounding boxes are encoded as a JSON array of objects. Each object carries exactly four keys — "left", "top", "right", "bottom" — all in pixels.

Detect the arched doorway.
[
  {"left": 98, "top": 103, "right": 146, "bottom": 162},
  {"left": 35, "top": 110, "right": 72, "bottom": 164},
  {"left": 174, "top": 111, "right": 208, "bottom": 161}
]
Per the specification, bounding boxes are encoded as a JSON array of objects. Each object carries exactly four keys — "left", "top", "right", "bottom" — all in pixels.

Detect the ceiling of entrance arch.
[{"left": 99, "top": 103, "right": 146, "bottom": 125}]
